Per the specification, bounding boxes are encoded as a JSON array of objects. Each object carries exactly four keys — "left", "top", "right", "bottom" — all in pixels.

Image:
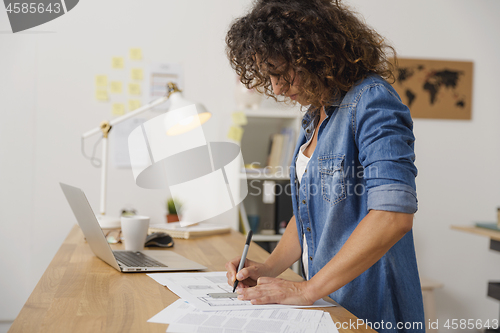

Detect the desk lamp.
[{"left": 82, "top": 82, "right": 211, "bottom": 229}]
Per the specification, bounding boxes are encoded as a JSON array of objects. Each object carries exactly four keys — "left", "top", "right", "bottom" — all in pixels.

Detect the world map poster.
[{"left": 391, "top": 58, "right": 473, "bottom": 120}]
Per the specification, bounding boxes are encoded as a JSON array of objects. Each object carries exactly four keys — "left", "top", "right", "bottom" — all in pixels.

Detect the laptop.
[{"left": 60, "top": 182, "right": 207, "bottom": 272}]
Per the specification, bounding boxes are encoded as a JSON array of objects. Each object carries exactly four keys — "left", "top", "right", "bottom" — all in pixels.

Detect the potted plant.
[{"left": 166, "top": 197, "right": 182, "bottom": 223}]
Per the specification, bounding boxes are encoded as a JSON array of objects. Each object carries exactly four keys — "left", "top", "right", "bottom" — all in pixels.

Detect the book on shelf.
[
  {"left": 149, "top": 222, "right": 231, "bottom": 239},
  {"left": 475, "top": 222, "right": 500, "bottom": 231},
  {"left": 279, "top": 127, "right": 295, "bottom": 170},
  {"left": 267, "top": 133, "right": 285, "bottom": 170},
  {"left": 265, "top": 127, "right": 296, "bottom": 173}
]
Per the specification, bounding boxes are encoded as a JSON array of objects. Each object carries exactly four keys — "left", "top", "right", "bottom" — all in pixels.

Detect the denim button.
[
  {"left": 306, "top": 227, "right": 311, "bottom": 232},
  {"left": 304, "top": 168, "right": 307, "bottom": 173},
  {"left": 309, "top": 256, "right": 313, "bottom": 261},
  {"left": 306, "top": 129, "right": 310, "bottom": 133},
  {"left": 302, "top": 200, "right": 306, "bottom": 204}
]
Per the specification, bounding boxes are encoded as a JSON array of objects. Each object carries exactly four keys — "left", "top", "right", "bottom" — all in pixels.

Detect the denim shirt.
[{"left": 289, "top": 75, "right": 425, "bottom": 332}]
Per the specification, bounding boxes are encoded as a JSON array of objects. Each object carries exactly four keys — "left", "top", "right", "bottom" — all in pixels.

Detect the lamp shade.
[{"left": 164, "top": 92, "right": 212, "bottom": 136}]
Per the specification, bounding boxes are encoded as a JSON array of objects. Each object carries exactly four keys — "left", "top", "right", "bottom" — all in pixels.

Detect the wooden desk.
[{"left": 10, "top": 225, "right": 375, "bottom": 333}]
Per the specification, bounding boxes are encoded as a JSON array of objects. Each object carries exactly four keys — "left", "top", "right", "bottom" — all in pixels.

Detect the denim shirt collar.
[
  {"left": 301, "top": 112, "right": 317, "bottom": 142},
  {"left": 301, "top": 98, "right": 343, "bottom": 142}
]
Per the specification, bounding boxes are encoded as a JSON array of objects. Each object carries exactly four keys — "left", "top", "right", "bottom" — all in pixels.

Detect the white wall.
[
  {"left": 0, "top": 0, "right": 251, "bottom": 320},
  {"left": 1, "top": 0, "right": 500, "bottom": 330}
]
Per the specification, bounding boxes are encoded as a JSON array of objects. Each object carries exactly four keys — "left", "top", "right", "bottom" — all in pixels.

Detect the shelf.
[
  {"left": 253, "top": 234, "right": 282, "bottom": 242},
  {"left": 453, "top": 224, "right": 500, "bottom": 327},
  {"left": 236, "top": 106, "right": 299, "bottom": 245},
  {"left": 451, "top": 225, "right": 500, "bottom": 242},
  {"left": 239, "top": 202, "right": 283, "bottom": 243}
]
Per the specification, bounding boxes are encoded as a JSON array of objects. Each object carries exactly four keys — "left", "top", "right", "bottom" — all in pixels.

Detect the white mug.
[{"left": 120, "top": 215, "right": 150, "bottom": 251}]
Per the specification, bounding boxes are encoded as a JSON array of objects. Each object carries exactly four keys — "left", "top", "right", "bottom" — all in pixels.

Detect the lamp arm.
[
  {"left": 81, "top": 93, "right": 169, "bottom": 218},
  {"left": 79, "top": 82, "right": 181, "bottom": 226},
  {"left": 81, "top": 95, "right": 168, "bottom": 217},
  {"left": 82, "top": 81, "right": 181, "bottom": 139},
  {"left": 82, "top": 95, "right": 170, "bottom": 139}
]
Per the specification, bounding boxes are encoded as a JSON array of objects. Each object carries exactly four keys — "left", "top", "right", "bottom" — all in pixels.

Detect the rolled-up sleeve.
[{"left": 354, "top": 83, "right": 418, "bottom": 214}]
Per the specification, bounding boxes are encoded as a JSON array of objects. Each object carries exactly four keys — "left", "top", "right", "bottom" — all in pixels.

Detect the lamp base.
[{"left": 96, "top": 215, "right": 121, "bottom": 229}]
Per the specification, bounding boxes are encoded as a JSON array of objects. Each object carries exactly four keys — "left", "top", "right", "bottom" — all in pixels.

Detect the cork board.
[{"left": 391, "top": 58, "right": 473, "bottom": 120}]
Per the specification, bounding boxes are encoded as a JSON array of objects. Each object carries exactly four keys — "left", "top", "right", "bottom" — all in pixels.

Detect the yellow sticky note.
[
  {"left": 232, "top": 111, "right": 248, "bottom": 126},
  {"left": 131, "top": 68, "right": 144, "bottom": 81},
  {"left": 227, "top": 125, "right": 244, "bottom": 142},
  {"left": 110, "top": 81, "right": 123, "bottom": 94},
  {"left": 95, "top": 75, "right": 108, "bottom": 87},
  {"left": 112, "top": 57, "right": 124, "bottom": 69},
  {"left": 95, "top": 89, "right": 109, "bottom": 101},
  {"left": 128, "top": 83, "right": 141, "bottom": 95},
  {"left": 112, "top": 103, "right": 125, "bottom": 115},
  {"left": 128, "top": 99, "right": 141, "bottom": 111},
  {"left": 130, "top": 48, "right": 143, "bottom": 60}
]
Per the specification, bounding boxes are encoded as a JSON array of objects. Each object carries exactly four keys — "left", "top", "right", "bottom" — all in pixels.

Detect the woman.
[{"left": 225, "top": 0, "right": 425, "bottom": 332}]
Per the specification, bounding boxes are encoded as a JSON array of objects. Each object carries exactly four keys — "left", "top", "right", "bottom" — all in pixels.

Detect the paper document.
[
  {"left": 317, "top": 312, "right": 339, "bottom": 333},
  {"left": 147, "top": 272, "right": 335, "bottom": 311},
  {"left": 148, "top": 299, "right": 325, "bottom": 333}
]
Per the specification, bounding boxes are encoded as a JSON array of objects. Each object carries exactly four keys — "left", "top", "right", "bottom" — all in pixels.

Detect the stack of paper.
[
  {"left": 149, "top": 222, "right": 231, "bottom": 239},
  {"left": 147, "top": 272, "right": 339, "bottom": 333}
]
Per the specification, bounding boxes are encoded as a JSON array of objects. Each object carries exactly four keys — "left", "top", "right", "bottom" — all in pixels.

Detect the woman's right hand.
[{"left": 225, "top": 257, "right": 271, "bottom": 289}]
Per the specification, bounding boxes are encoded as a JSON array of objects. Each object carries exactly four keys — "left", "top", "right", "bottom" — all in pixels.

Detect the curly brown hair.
[{"left": 226, "top": 0, "right": 396, "bottom": 111}]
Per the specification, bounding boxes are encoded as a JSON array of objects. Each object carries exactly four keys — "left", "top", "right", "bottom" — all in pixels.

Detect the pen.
[{"left": 233, "top": 230, "right": 253, "bottom": 292}]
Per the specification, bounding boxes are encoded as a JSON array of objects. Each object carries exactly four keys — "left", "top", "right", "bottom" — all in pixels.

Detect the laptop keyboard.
[{"left": 114, "top": 251, "right": 167, "bottom": 267}]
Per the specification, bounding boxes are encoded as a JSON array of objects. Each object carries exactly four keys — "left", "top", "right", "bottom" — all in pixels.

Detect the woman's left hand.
[{"left": 236, "top": 277, "right": 316, "bottom": 305}]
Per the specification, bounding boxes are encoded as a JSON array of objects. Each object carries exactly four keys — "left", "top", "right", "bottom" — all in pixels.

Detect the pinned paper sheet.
[
  {"left": 232, "top": 111, "right": 248, "bottom": 126},
  {"left": 110, "top": 81, "right": 123, "bottom": 94},
  {"left": 112, "top": 103, "right": 125, "bottom": 115},
  {"left": 111, "top": 57, "right": 124, "bottom": 69},
  {"left": 129, "top": 48, "right": 143, "bottom": 60},
  {"left": 128, "top": 99, "right": 141, "bottom": 111},
  {"left": 128, "top": 83, "right": 141, "bottom": 95},
  {"left": 131, "top": 68, "right": 144, "bottom": 81},
  {"left": 147, "top": 63, "right": 183, "bottom": 111},
  {"left": 227, "top": 125, "right": 244, "bottom": 142},
  {"left": 95, "top": 75, "right": 108, "bottom": 87},
  {"left": 95, "top": 89, "right": 109, "bottom": 101}
]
